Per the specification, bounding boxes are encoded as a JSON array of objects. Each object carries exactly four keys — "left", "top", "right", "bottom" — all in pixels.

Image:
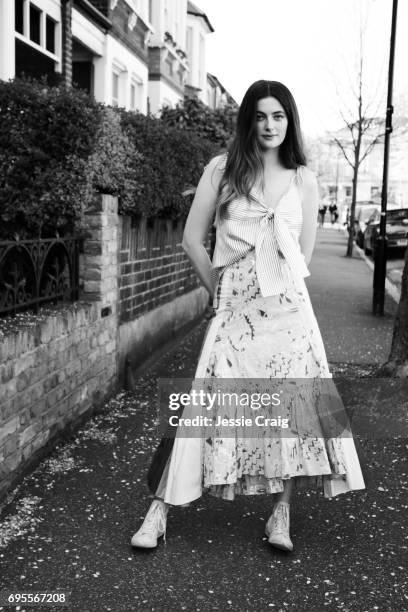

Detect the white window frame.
[
  {"left": 130, "top": 73, "right": 143, "bottom": 111},
  {"left": 112, "top": 70, "right": 120, "bottom": 107},
  {"left": 112, "top": 60, "right": 127, "bottom": 107},
  {"left": 14, "top": 0, "right": 60, "bottom": 65}
]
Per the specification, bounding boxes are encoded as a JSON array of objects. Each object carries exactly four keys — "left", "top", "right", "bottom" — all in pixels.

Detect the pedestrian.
[
  {"left": 131, "top": 80, "right": 365, "bottom": 553},
  {"left": 329, "top": 203, "right": 338, "bottom": 225},
  {"left": 318, "top": 204, "right": 327, "bottom": 227}
]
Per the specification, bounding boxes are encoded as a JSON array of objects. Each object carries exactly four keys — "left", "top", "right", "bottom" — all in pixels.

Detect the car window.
[
  {"left": 387, "top": 209, "right": 408, "bottom": 222},
  {"left": 361, "top": 207, "right": 379, "bottom": 221},
  {"left": 367, "top": 211, "right": 380, "bottom": 223}
]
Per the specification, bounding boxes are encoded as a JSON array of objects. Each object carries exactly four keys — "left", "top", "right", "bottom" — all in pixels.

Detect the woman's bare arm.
[
  {"left": 299, "top": 168, "right": 319, "bottom": 266},
  {"left": 181, "top": 155, "right": 224, "bottom": 298}
]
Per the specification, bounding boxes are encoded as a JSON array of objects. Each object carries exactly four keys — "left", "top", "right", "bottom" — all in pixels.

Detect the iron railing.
[{"left": 0, "top": 236, "right": 82, "bottom": 317}]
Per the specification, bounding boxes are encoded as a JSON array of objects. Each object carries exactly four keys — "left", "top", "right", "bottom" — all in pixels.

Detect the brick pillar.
[
  {"left": 61, "top": 0, "right": 73, "bottom": 88},
  {"left": 81, "top": 194, "right": 120, "bottom": 316}
]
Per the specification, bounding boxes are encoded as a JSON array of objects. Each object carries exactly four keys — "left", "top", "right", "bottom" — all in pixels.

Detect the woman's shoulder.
[
  {"left": 297, "top": 165, "right": 318, "bottom": 186},
  {"left": 205, "top": 152, "right": 228, "bottom": 173}
]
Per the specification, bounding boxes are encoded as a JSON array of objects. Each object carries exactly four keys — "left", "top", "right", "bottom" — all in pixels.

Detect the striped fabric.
[{"left": 211, "top": 164, "right": 310, "bottom": 297}]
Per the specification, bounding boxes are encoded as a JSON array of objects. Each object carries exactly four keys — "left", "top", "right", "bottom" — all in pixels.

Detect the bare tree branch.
[
  {"left": 359, "top": 132, "right": 386, "bottom": 164},
  {"left": 333, "top": 137, "right": 355, "bottom": 169}
]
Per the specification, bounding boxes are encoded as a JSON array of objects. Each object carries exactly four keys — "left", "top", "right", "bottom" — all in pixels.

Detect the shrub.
[
  {"left": 80, "top": 107, "right": 142, "bottom": 211},
  {"left": 160, "top": 96, "right": 238, "bottom": 148},
  {"left": 119, "top": 110, "right": 218, "bottom": 220},
  {"left": 0, "top": 78, "right": 103, "bottom": 238}
]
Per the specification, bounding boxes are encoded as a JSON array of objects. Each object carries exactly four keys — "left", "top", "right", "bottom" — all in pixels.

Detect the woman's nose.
[{"left": 266, "top": 116, "right": 275, "bottom": 130}]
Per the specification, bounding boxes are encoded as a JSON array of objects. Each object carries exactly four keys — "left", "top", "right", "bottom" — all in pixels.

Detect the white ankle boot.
[
  {"left": 131, "top": 500, "right": 169, "bottom": 548},
  {"left": 265, "top": 501, "right": 293, "bottom": 551}
]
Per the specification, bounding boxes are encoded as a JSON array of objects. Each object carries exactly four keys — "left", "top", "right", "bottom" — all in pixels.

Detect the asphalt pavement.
[{"left": 0, "top": 228, "right": 407, "bottom": 612}]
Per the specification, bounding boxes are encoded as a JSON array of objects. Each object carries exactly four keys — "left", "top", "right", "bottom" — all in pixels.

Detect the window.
[
  {"left": 164, "top": 0, "right": 169, "bottom": 31},
  {"left": 165, "top": 56, "right": 173, "bottom": 77},
  {"left": 15, "top": 1, "right": 58, "bottom": 58},
  {"left": 30, "top": 3, "right": 41, "bottom": 45},
  {"left": 112, "top": 72, "right": 119, "bottom": 106},
  {"left": 177, "top": 66, "right": 183, "bottom": 86},
  {"left": 130, "top": 76, "right": 143, "bottom": 111},
  {"left": 15, "top": 0, "right": 24, "bottom": 34},
  {"left": 46, "top": 16, "right": 55, "bottom": 54},
  {"left": 199, "top": 34, "right": 205, "bottom": 86},
  {"left": 186, "top": 27, "right": 193, "bottom": 84}
]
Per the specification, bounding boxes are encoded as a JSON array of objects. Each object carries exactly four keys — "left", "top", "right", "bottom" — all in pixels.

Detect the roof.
[
  {"left": 187, "top": 1, "right": 215, "bottom": 33},
  {"left": 207, "top": 72, "right": 237, "bottom": 105}
]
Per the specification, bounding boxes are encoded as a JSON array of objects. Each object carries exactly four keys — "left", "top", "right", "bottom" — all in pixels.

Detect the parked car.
[
  {"left": 347, "top": 200, "right": 375, "bottom": 237},
  {"left": 354, "top": 204, "right": 381, "bottom": 248},
  {"left": 363, "top": 208, "right": 408, "bottom": 256}
]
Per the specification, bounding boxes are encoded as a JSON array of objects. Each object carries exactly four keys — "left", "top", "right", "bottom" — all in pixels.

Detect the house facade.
[
  {"left": 0, "top": 0, "right": 153, "bottom": 113},
  {"left": 206, "top": 72, "right": 235, "bottom": 110},
  {"left": 147, "top": 0, "right": 188, "bottom": 112},
  {"left": 0, "top": 0, "right": 232, "bottom": 114}
]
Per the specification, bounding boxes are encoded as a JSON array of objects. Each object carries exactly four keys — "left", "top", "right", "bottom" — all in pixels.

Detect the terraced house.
[{"left": 0, "top": 0, "right": 235, "bottom": 113}]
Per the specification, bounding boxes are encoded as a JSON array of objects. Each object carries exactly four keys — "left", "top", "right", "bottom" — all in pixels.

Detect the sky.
[{"left": 196, "top": 0, "right": 408, "bottom": 138}]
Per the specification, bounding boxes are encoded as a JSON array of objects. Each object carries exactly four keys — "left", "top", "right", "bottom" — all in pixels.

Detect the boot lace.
[
  {"left": 271, "top": 503, "right": 289, "bottom": 535},
  {"left": 140, "top": 501, "right": 167, "bottom": 542}
]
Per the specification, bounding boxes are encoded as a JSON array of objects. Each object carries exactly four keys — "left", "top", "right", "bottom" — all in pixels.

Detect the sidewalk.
[
  {"left": 309, "top": 227, "right": 397, "bottom": 366},
  {"left": 0, "top": 229, "right": 405, "bottom": 612}
]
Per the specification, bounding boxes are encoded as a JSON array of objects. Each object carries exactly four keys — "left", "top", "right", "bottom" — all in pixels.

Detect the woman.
[{"left": 131, "top": 80, "right": 365, "bottom": 552}]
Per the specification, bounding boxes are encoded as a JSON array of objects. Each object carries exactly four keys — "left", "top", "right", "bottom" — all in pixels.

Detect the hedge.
[
  {"left": 119, "top": 110, "right": 217, "bottom": 220},
  {"left": 160, "top": 96, "right": 238, "bottom": 148},
  {"left": 0, "top": 79, "right": 225, "bottom": 239}
]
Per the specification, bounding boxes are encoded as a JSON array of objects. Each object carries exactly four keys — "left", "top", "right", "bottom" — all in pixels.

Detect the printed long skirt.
[{"left": 149, "top": 249, "right": 365, "bottom": 505}]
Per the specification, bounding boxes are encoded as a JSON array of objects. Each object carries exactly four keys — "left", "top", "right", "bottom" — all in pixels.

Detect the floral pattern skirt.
[{"left": 154, "top": 249, "right": 365, "bottom": 505}]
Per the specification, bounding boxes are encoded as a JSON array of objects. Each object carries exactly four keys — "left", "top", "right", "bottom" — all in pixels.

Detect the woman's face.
[{"left": 255, "top": 96, "right": 288, "bottom": 151}]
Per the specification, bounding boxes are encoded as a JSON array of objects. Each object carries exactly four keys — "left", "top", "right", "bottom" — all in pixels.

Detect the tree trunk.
[
  {"left": 380, "top": 245, "right": 408, "bottom": 377},
  {"left": 346, "top": 169, "right": 358, "bottom": 257}
]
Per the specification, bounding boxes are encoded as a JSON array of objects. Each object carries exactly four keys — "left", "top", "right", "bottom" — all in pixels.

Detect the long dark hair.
[{"left": 217, "top": 80, "right": 307, "bottom": 219}]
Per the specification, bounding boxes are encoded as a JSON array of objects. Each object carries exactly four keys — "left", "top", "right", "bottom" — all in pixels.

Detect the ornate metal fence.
[{"left": 0, "top": 236, "right": 82, "bottom": 317}]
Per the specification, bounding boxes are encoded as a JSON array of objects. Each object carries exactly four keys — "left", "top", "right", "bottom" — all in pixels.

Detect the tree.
[
  {"left": 380, "top": 107, "right": 408, "bottom": 377},
  {"left": 330, "top": 17, "right": 386, "bottom": 257},
  {"left": 333, "top": 66, "right": 385, "bottom": 257},
  {"left": 380, "top": 246, "right": 408, "bottom": 376}
]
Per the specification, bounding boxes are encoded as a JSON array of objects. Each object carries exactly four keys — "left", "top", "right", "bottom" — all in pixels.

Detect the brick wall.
[
  {"left": 0, "top": 302, "right": 117, "bottom": 498},
  {"left": 0, "top": 195, "right": 119, "bottom": 499},
  {"left": 110, "top": 0, "right": 149, "bottom": 63},
  {"left": 119, "top": 217, "right": 213, "bottom": 323}
]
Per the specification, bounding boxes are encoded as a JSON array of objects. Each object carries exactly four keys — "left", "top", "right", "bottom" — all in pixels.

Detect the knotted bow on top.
[{"left": 254, "top": 177, "right": 310, "bottom": 297}]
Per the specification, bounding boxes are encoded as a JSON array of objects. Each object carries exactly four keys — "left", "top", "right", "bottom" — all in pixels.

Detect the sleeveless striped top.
[{"left": 211, "top": 159, "right": 310, "bottom": 297}]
